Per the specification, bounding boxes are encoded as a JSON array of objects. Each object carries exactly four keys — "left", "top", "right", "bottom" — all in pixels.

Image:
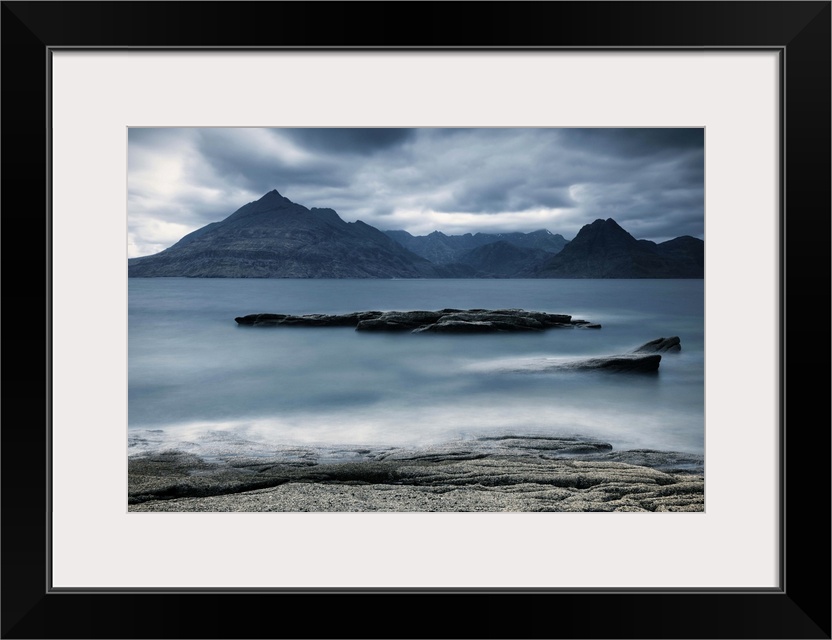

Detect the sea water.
[{"left": 128, "top": 278, "right": 704, "bottom": 458}]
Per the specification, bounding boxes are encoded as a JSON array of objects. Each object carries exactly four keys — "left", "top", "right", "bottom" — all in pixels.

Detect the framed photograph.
[
  {"left": 3, "top": 2, "right": 829, "bottom": 638},
  {"left": 125, "top": 124, "right": 708, "bottom": 519}
]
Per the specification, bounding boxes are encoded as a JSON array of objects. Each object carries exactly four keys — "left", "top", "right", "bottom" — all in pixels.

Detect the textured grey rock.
[{"left": 128, "top": 436, "right": 703, "bottom": 512}]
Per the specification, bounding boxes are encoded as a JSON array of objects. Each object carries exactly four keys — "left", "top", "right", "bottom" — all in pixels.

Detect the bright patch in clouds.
[
  {"left": 386, "top": 208, "right": 572, "bottom": 236},
  {"left": 128, "top": 219, "right": 195, "bottom": 258}
]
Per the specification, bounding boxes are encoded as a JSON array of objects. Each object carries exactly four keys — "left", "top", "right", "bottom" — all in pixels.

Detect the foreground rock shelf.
[
  {"left": 128, "top": 435, "right": 703, "bottom": 512},
  {"left": 235, "top": 308, "right": 601, "bottom": 333}
]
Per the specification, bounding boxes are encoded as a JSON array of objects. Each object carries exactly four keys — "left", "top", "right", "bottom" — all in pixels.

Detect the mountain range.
[
  {"left": 128, "top": 190, "right": 704, "bottom": 279},
  {"left": 384, "top": 228, "right": 569, "bottom": 264}
]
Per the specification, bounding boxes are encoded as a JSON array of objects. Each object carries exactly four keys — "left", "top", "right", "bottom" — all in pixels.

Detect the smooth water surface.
[{"left": 129, "top": 279, "right": 704, "bottom": 457}]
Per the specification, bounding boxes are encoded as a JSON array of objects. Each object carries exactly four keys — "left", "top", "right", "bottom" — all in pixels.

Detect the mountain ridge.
[
  {"left": 129, "top": 191, "right": 703, "bottom": 279},
  {"left": 384, "top": 228, "right": 569, "bottom": 264}
]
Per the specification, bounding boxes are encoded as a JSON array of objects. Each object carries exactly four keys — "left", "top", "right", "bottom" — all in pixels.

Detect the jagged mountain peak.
[
  {"left": 222, "top": 189, "right": 303, "bottom": 223},
  {"left": 529, "top": 217, "right": 702, "bottom": 278},
  {"left": 587, "top": 217, "right": 626, "bottom": 230},
  {"left": 571, "top": 218, "right": 637, "bottom": 244},
  {"left": 254, "top": 188, "right": 292, "bottom": 205},
  {"left": 128, "top": 191, "right": 469, "bottom": 279}
]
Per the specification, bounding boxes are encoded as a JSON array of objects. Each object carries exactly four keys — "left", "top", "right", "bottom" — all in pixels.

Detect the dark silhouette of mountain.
[
  {"left": 384, "top": 230, "right": 461, "bottom": 264},
  {"left": 651, "top": 235, "right": 705, "bottom": 274},
  {"left": 384, "top": 228, "right": 568, "bottom": 264},
  {"left": 128, "top": 190, "right": 472, "bottom": 278},
  {"left": 455, "top": 241, "right": 558, "bottom": 277},
  {"left": 526, "top": 219, "right": 704, "bottom": 278}
]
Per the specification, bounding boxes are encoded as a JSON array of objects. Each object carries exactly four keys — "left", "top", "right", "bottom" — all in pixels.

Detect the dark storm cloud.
[
  {"left": 355, "top": 129, "right": 578, "bottom": 216},
  {"left": 192, "top": 129, "right": 351, "bottom": 193},
  {"left": 438, "top": 175, "right": 575, "bottom": 214},
  {"left": 546, "top": 128, "right": 705, "bottom": 241},
  {"left": 129, "top": 127, "right": 175, "bottom": 146},
  {"left": 128, "top": 127, "right": 704, "bottom": 257},
  {"left": 560, "top": 128, "right": 704, "bottom": 157},
  {"left": 281, "top": 128, "right": 416, "bottom": 154}
]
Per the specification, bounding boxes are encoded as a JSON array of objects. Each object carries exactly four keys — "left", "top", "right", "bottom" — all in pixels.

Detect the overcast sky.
[{"left": 128, "top": 128, "right": 704, "bottom": 258}]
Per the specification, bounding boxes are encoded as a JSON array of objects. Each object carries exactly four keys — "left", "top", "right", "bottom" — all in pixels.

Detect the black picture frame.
[{"left": 2, "top": 2, "right": 829, "bottom": 638}]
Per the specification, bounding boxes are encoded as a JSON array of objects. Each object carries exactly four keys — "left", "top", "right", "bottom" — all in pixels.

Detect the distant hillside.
[
  {"left": 526, "top": 219, "right": 704, "bottom": 278},
  {"left": 455, "top": 241, "right": 558, "bottom": 278},
  {"left": 385, "top": 228, "right": 568, "bottom": 264}
]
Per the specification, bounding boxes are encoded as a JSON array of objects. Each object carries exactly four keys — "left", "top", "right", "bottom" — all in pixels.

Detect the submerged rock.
[
  {"left": 482, "top": 352, "right": 662, "bottom": 374},
  {"left": 564, "top": 353, "right": 662, "bottom": 373},
  {"left": 474, "top": 337, "right": 683, "bottom": 375},
  {"left": 633, "top": 336, "right": 681, "bottom": 353},
  {"left": 235, "top": 308, "right": 596, "bottom": 333}
]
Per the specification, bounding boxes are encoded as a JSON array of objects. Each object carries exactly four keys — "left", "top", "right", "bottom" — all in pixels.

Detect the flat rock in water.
[
  {"left": 235, "top": 309, "right": 596, "bottom": 333},
  {"left": 473, "top": 337, "right": 682, "bottom": 375},
  {"left": 235, "top": 311, "right": 384, "bottom": 327},
  {"left": 483, "top": 352, "right": 662, "bottom": 374},
  {"left": 565, "top": 353, "right": 662, "bottom": 373}
]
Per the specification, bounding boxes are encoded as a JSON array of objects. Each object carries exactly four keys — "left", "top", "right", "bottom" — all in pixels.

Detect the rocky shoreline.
[{"left": 129, "top": 435, "right": 703, "bottom": 512}]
